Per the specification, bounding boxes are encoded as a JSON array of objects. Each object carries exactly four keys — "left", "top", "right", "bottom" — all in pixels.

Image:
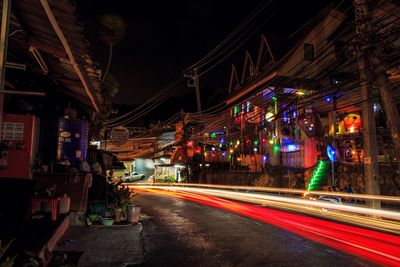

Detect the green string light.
[
  {"left": 273, "top": 144, "right": 280, "bottom": 154},
  {"left": 307, "top": 160, "right": 328, "bottom": 191}
]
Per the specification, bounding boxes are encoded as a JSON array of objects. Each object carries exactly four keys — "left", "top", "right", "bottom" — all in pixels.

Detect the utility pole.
[
  {"left": 181, "top": 110, "right": 190, "bottom": 183},
  {"left": 0, "top": 0, "right": 11, "bottom": 142},
  {"left": 184, "top": 68, "right": 201, "bottom": 112},
  {"left": 353, "top": 0, "right": 380, "bottom": 208},
  {"left": 354, "top": 1, "right": 400, "bottom": 160}
]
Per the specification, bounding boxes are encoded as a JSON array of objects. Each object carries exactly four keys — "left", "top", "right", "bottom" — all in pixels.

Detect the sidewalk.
[{"left": 55, "top": 224, "right": 144, "bottom": 267}]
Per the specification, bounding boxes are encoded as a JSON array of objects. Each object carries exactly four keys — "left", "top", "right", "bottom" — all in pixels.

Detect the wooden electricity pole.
[
  {"left": 0, "top": 0, "right": 11, "bottom": 142},
  {"left": 353, "top": 0, "right": 381, "bottom": 208},
  {"left": 184, "top": 69, "right": 201, "bottom": 112}
]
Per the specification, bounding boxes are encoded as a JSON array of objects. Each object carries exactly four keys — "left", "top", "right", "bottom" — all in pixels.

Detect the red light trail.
[{"left": 139, "top": 188, "right": 400, "bottom": 266}]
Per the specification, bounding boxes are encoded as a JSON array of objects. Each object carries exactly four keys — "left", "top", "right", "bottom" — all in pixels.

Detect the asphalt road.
[{"left": 134, "top": 192, "right": 375, "bottom": 267}]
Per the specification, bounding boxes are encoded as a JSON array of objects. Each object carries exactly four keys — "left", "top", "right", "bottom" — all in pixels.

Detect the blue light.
[
  {"left": 222, "top": 152, "right": 226, "bottom": 157},
  {"left": 325, "top": 96, "right": 332, "bottom": 103},
  {"left": 287, "top": 144, "right": 298, "bottom": 152},
  {"left": 327, "top": 145, "right": 337, "bottom": 161}
]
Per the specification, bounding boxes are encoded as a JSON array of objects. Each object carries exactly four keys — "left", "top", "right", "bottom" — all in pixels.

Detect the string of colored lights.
[
  {"left": 136, "top": 188, "right": 400, "bottom": 266},
  {"left": 307, "top": 160, "right": 329, "bottom": 191}
]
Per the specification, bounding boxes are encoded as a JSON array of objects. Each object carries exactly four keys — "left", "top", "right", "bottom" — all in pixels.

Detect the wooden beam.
[
  {"left": 0, "top": 90, "right": 45, "bottom": 96},
  {"left": 227, "top": 72, "right": 278, "bottom": 105},
  {"left": 28, "top": 38, "right": 67, "bottom": 58}
]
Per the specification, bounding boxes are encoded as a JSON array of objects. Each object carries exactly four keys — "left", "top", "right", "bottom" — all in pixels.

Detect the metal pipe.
[{"left": 39, "top": 0, "right": 99, "bottom": 113}]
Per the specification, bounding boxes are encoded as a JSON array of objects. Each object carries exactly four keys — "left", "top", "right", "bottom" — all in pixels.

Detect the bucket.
[
  {"left": 127, "top": 205, "right": 141, "bottom": 223},
  {"left": 59, "top": 194, "right": 71, "bottom": 214}
]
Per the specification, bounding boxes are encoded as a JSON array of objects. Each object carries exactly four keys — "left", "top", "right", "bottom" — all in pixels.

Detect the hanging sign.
[{"left": 110, "top": 126, "right": 130, "bottom": 146}]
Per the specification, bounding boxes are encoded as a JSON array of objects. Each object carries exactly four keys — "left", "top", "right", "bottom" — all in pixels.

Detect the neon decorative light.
[
  {"left": 308, "top": 160, "right": 328, "bottom": 191},
  {"left": 327, "top": 145, "right": 337, "bottom": 161}
]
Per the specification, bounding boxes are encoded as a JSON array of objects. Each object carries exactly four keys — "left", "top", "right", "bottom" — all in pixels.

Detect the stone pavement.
[{"left": 55, "top": 224, "right": 144, "bottom": 267}]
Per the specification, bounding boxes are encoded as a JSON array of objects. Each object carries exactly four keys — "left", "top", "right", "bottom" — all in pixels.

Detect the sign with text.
[{"left": 110, "top": 126, "right": 130, "bottom": 146}]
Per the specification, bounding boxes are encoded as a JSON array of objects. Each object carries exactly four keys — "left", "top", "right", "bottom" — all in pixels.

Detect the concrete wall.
[
  {"left": 336, "top": 163, "right": 400, "bottom": 196},
  {"left": 202, "top": 163, "right": 399, "bottom": 197}
]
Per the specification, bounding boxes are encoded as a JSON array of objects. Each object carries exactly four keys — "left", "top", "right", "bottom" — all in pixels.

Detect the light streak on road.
[
  {"left": 131, "top": 182, "right": 400, "bottom": 203},
  {"left": 129, "top": 185, "right": 400, "bottom": 222},
  {"left": 137, "top": 188, "right": 400, "bottom": 266}
]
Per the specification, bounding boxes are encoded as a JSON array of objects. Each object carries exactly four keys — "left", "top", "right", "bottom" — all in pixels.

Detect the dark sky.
[{"left": 77, "top": 0, "right": 338, "bottom": 107}]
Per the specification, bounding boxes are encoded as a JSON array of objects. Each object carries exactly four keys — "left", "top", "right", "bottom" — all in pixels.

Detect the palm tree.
[{"left": 99, "top": 14, "right": 126, "bottom": 82}]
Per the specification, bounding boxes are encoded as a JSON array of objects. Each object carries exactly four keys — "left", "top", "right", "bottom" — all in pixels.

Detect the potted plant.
[{"left": 108, "top": 182, "right": 135, "bottom": 222}]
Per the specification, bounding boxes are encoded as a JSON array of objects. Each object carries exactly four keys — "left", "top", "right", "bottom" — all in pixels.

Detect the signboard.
[
  {"left": 2, "top": 122, "right": 24, "bottom": 140},
  {"left": 110, "top": 126, "right": 130, "bottom": 146}
]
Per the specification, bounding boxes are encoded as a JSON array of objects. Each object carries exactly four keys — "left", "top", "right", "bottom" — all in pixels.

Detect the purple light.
[{"left": 325, "top": 96, "right": 332, "bottom": 103}]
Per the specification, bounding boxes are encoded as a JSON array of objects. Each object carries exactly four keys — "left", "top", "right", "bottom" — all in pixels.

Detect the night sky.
[{"left": 77, "top": 0, "right": 339, "bottom": 109}]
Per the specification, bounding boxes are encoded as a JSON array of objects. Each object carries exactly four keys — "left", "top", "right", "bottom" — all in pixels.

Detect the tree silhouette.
[{"left": 99, "top": 14, "right": 126, "bottom": 82}]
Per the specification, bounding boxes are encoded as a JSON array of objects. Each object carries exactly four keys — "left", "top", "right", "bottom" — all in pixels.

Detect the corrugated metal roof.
[{"left": 2, "top": 0, "right": 103, "bottom": 111}]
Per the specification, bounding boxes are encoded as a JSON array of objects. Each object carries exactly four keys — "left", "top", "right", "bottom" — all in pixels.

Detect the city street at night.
[{"left": 1, "top": 0, "right": 400, "bottom": 266}]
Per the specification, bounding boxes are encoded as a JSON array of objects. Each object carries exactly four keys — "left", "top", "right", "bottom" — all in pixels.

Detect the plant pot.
[
  {"left": 88, "top": 214, "right": 98, "bottom": 223},
  {"left": 114, "top": 208, "right": 123, "bottom": 222},
  {"left": 101, "top": 217, "right": 114, "bottom": 225},
  {"left": 127, "top": 205, "right": 141, "bottom": 223}
]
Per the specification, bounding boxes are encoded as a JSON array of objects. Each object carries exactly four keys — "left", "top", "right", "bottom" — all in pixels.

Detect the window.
[{"left": 304, "top": 43, "right": 315, "bottom": 61}]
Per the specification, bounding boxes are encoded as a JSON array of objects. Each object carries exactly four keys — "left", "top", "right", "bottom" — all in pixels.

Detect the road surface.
[{"left": 135, "top": 191, "right": 375, "bottom": 267}]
